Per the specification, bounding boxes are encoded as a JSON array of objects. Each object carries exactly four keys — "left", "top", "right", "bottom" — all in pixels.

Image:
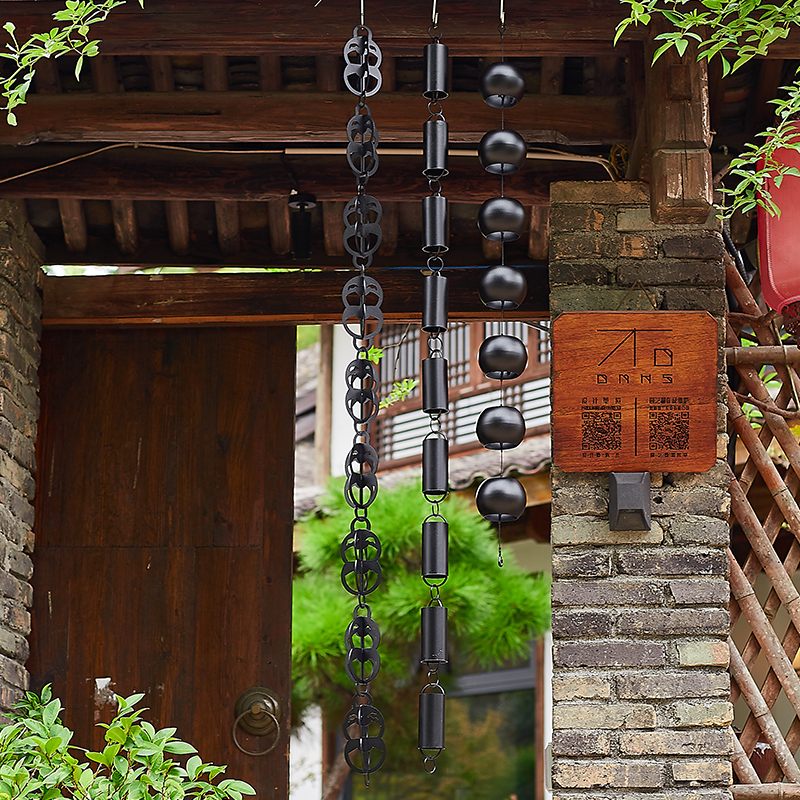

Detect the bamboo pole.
[
  {"left": 733, "top": 786, "right": 800, "bottom": 799},
  {"left": 731, "top": 731, "right": 762, "bottom": 785},
  {"left": 728, "top": 553, "right": 800, "bottom": 721},
  {"left": 727, "top": 346, "right": 800, "bottom": 365},
  {"left": 729, "top": 639, "right": 800, "bottom": 782}
]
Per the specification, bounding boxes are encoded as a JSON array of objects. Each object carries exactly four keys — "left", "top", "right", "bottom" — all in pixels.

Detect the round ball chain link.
[{"left": 340, "top": 24, "right": 385, "bottom": 784}]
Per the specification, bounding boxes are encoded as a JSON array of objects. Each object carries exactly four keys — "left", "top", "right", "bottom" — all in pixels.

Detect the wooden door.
[{"left": 28, "top": 326, "right": 295, "bottom": 798}]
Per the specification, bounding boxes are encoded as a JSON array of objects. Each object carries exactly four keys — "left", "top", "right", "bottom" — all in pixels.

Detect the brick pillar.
[
  {"left": 0, "top": 201, "right": 42, "bottom": 718},
  {"left": 549, "top": 182, "right": 733, "bottom": 799}
]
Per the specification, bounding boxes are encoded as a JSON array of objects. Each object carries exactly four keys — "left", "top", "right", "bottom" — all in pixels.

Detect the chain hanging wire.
[
  {"left": 339, "top": 3, "right": 386, "bottom": 784},
  {"left": 418, "top": 0, "right": 451, "bottom": 775}
]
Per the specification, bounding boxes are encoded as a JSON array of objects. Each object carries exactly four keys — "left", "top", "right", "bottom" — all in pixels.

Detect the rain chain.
[
  {"left": 339, "top": 19, "right": 386, "bottom": 783},
  {"left": 474, "top": 9, "right": 530, "bottom": 563},
  {"left": 418, "top": 18, "right": 450, "bottom": 775}
]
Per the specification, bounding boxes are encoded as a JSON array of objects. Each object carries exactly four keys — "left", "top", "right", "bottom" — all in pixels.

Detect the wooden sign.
[{"left": 552, "top": 311, "right": 718, "bottom": 473}]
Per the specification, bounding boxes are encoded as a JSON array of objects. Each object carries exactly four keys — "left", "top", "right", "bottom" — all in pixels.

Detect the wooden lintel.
[
  {"left": 1, "top": 91, "right": 629, "bottom": 146},
  {"left": 0, "top": 0, "right": 635, "bottom": 56},
  {"left": 0, "top": 149, "right": 603, "bottom": 204},
  {"left": 42, "top": 268, "right": 549, "bottom": 327}
]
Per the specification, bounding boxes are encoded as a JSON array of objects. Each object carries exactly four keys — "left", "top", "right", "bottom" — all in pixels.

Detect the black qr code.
[
  {"left": 649, "top": 411, "right": 689, "bottom": 450},
  {"left": 581, "top": 411, "right": 622, "bottom": 450}
]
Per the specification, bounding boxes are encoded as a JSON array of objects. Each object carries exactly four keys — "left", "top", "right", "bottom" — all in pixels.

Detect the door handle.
[{"left": 232, "top": 687, "right": 281, "bottom": 756}]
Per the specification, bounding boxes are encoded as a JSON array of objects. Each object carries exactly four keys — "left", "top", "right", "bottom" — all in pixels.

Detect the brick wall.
[
  {"left": 0, "top": 201, "right": 42, "bottom": 718},
  {"left": 549, "top": 182, "right": 733, "bottom": 800}
]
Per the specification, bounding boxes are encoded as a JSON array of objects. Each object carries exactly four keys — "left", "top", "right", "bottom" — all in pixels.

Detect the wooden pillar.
[{"left": 646, "top": 33, "right": 712, "bottom": 224}]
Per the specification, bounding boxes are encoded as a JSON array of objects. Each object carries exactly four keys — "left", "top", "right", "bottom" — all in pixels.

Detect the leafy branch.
[
  {"left": 0, "top": 684, "right": 254, "bottom": 800},
  {"left": 1, "top": 0, "right": 143, "bottom": 126},
  {"left": 616, "top": 0, "right": 800, "bottom": 216}
]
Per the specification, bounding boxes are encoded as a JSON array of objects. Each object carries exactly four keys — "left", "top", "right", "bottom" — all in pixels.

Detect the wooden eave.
[{"left": 0, "top": 0, "right": 786, "bottom": 276}]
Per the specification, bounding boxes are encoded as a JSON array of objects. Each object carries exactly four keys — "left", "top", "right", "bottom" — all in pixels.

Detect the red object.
[{"left": 758, "top": 143, "right": 800, "bottom": 336}]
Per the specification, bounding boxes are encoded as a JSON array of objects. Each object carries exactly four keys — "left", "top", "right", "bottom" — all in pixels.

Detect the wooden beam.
[
  {"left": 91, "top": 55, "right": 140, "bottom": 253},
  {"left": 378, "top": 201, "right": 399, "bottom": 257},
  {"left": 202, "top": 55, "right": 228, "bottom": 92},
  {"left": 746, "top": 59, "right": 784, "bottom": 140},
  {"left": 316, "top": 55, "right": 341, "bottom": 92},
  {"left": 200, "top": 55, "right": 240, "bottom": 254},
  {"left": 165, "top": 200, "right": 191, "bottom": 255},
  {"left": 147, "top": 56, "right": 188, "bottom": 255},
  {"left": 2, "top": 91, "right": 629, "bottom": 146},
  {"left": 267, "top": 199, "right": 291, "bottom": 255},
  {"left": 0, "top": 0, "right": 635, "bottom": 56},
  {"left": 482, "top": 238, "right": 502, "bottom": 262},
  {"left": 32, "top": 58, "right": 60, "bottom": 94},
  {"left": 528, "top": 205, "right": 549, "bottom": 261},
  {"left": 259, "top": 55, "right": 282, "bottom": 92},
  {"left": 0, "top": 148, "right": 605, "bottom": 204},
  {"left": 42, "top": 267, "right": 550, "bottom": 327},
  {"left": 215, "top": 200, "right": 241, "bottom": 255},
  {"left": 322, "top": 201, "right": 345, "bottom": 257},
  {"left": 111, "top": 199, "right": 138, "bottom": 254},
  {"left": 57, "top": 198, "right": 87, "bottom": 253},
  {"left": 147, "top": 55, "right": 174, "bottom": 92},
  {"left": 645, "top": 31, "right": 712, "bottom": 224},
  {"left": 540, "top": 57, "right": 564, "bottom": 95},
  {"left": 90, "top": 55, "right": 119, "bottom": 93}
]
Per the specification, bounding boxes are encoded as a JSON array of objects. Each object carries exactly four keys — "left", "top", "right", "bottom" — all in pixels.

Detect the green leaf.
[
  {"left": 219, "top": 780, "right": 256, "bottom": 795},
  {"left": 186, "top": 756, "right": 202, "bottom": 780},
  {"left": 162, "top": 741, "right": 196, "bottom": 755},
  {"left": 6, "top": 112, "right": 16, "bottom": 126},
  {"left": 3, "top": 23, "right": 14, "bottom": 35}
]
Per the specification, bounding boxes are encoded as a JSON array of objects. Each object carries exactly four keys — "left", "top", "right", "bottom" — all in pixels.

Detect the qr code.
[
  {"left": 649, "top": 411, "right": 689, "bottom": 450},
  {"left": 581, "top": 411, "right": 622, "bottom": 451}
]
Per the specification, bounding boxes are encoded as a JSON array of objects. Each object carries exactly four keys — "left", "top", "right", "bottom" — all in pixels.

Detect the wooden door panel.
[{"left": 29, "top": 326, "right": 295, "bottom": 798}]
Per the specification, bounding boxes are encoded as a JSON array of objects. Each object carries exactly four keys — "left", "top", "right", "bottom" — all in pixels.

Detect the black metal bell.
[
  {"left": 424, "top": 41, "right": 449, "bottom": 100},
  {"left": 419, "top": 689, "right": 445, "bottom": 752},
  {"left": 477, "top": 406, "right": 526, "bottom": 450},
  {"left": 477, "top": 197, "right": 526, "bottom": 242},
  {"left": 475, "top": 476, "right": 527, "bottom": 523},
  {"left": 478, "top": 334, "right": 527, "bottom": 380},
  {"left": 422, "top": 194, "right": 449, "bottom": 254},
  {"left": 422, "top": 272, "right": 448, "bottom": 333},
  {"left": 479, "top": 129, "right": 527, "bottom": 174},
  {"left": 479, "top": 265, "right": 527, "bottom": 310},
  {"left": 420, "top": 605, "right": 447, "bottom": 663},
  {"left": 423, "top": 117, "right": 449, "bottom": 180},
  {"left": 479, "top": 61, "right": 526, "bottom": 108},
  {"left": 422, "top": 356, "right": 449, "bottom": 414}
]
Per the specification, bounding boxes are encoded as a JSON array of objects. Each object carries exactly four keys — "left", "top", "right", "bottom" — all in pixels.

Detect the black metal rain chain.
[
  {"left": 339, "top": 10, "right": 386, "bottom": 784},
  {"left": 474, "top": 3, "right": 530, "bottom": 562},
  {"left": 418, "top": 7, "right": 450, "bottom": 775}
]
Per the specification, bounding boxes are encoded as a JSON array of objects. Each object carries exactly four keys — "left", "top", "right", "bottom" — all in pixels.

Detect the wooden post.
[
  {"left": 645, "top": 31, "right": 712, "bottom": 223},
  {"left": 314, "top": 324, "right": 334, "bottom": 485}
]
